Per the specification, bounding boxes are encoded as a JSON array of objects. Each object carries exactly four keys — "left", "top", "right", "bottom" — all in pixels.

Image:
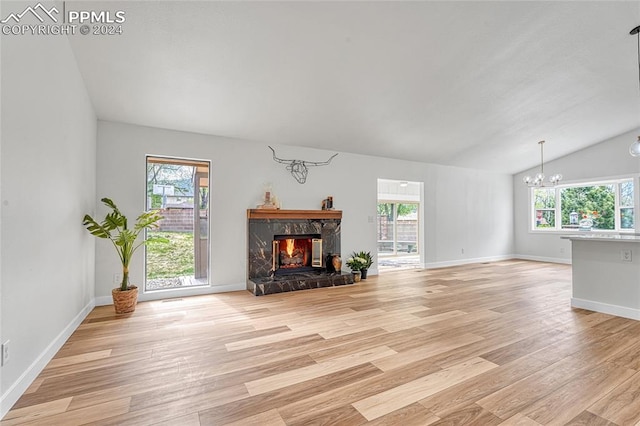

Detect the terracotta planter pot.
[{"left": 111, "top": 286, "right": 138, "bottom": 314}]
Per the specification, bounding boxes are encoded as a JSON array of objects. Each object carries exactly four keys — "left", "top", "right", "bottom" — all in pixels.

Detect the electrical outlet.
[
  {"left": 461, "top": 248, "right": 465, "bottom": 254},
  {"left": 2, "top": 340, "right": 10, "bottom": 366},
  {"left": 621, "top": 250, "right": 632, "bottom": 262},
  {"left": 113, "top": 273, "right": 122, "bottom": 284},
  {"left": 560, "top": 247, "right": 565, "bottom": 254}
]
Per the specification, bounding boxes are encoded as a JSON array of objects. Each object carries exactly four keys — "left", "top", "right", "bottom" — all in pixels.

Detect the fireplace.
[
  {"left": 272, "top": 234, "right": 322, "bottom": 274},
  {"left": 247, "top": 209, "right": 354, "bottom": 295}
]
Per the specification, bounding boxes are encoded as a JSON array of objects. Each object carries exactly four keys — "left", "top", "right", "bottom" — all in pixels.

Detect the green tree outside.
[
  {"left": 560, "top": 185, "right": 615, "bottom": 229},
  {"left": 377, "top": 203, "right": 417, "bottom": 219}
]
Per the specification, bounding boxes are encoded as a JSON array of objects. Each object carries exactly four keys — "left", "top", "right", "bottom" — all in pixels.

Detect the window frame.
[{"left": 529, "top": 176, "right": 637, "bottom": 234}]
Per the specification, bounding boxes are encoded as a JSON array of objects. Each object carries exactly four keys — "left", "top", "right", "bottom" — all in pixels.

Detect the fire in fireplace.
[{"left": 272, "top": 234, "right": 322, "bottom": 274}]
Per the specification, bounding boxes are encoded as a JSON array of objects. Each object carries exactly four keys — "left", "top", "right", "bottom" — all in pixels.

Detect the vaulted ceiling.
[{"left": 68, "top": 1, "right": 640, "bottom": 174}]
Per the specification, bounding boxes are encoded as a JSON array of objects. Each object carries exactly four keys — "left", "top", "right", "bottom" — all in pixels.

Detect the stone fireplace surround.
[{"left": 247, "top": 209, "right": 354, "bottom": 296}]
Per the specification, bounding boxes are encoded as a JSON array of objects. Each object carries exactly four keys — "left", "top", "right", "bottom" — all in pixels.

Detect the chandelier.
[
  {"left": 522, "top": 140, "right": 563, "bottom": 187},
  {"left": 630, "top": 25, "right": 640, "bottom": 157}
]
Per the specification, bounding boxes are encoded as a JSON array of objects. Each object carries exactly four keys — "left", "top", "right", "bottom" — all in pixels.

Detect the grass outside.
[{"left": 146, "top": 231, "right": 194, "bottom": 279}]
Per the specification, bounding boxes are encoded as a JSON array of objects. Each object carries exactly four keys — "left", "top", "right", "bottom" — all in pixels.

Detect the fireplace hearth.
[{"left": 247, "top": 209, "right": 353, "bottom": 295}]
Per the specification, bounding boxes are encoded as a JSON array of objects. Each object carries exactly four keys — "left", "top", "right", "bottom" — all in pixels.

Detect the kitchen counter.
[{"left": 562, "top": 234, "right": 640, "bottom": 320}]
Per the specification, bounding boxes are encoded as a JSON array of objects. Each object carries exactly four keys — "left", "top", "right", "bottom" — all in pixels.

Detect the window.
[
  {"left": 531, "top": 178, "right": 635, "bottom": 232},
  {"left": 620, "top": 180, "right": 635, "bottom": 230},
  {"left": 560, "top": 184, "right": 615, "bottom": 230},
  {"left": 533, "top": 188, "right": 556, "bottom": 229},
  {"left": 145, "top": 156, "right": 210, "bottom": 291}
]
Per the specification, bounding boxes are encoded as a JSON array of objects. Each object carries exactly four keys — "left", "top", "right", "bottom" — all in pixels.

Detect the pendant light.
[
  {"left": 630, "top": 25, "right": 640, "bottom": 157},
  {"left": 523, "top": 140, "right": 563, "bottom": 187}
]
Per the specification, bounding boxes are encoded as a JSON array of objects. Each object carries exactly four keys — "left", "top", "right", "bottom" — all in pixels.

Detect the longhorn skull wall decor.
[{"left": 268, "top": 146, "right": 338, "bottom": 184}]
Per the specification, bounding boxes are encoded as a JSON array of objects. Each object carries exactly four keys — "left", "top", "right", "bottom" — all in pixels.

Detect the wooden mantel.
[{"left": 247, "top": 209, "right": 342, "bottom": 220}]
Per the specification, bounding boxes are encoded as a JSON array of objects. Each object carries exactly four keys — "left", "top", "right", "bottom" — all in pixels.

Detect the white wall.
[
  {"left": 96, "top": 120, "right": 515, "bottom": 300},
  {"left": 425, "top": 166, "right": 514, "bottom": 266},
  {"left": 0, "top": 11, "right": 97, "bottom": 415},
  {"left": 514, "top": 128, "right": 640, "bottom": 262}
]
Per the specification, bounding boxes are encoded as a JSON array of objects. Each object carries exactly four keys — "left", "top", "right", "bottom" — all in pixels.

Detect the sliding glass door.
[
  {"left": 377, "top": 202, "right": 419, "bottom": 256},
  {"left": 145, "top": 156, "right": 210, "bottom": 291}
]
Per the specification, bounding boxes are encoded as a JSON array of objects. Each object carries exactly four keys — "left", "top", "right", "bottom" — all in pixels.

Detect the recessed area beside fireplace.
[{"left": 247, "top": 209, "right": 354, "bottom": 295}]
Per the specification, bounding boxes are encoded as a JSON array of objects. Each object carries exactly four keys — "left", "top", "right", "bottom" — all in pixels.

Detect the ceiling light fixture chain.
[
  {"left": 629, "top": 25, "right": 640, "bottom": 157},
  {"left": 635, "top": 25, "right": 640, "bottom": 91},
  {"left": 522, "top": 140, "right": 562, "bottom": 187}
]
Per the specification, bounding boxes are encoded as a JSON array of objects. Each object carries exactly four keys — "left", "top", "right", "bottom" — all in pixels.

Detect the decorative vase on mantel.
[{"left": 352, "top": 270, "right": 362, "bottom": 282}]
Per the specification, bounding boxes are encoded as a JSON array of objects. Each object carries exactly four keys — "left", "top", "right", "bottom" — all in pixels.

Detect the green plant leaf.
[
  {"left": 115, "top": 229, "right": 137, "bottom": 246},
  {"left": 82, "top": 214, "right": 111, "bottom": 238},
  {"left": 101, "top": 198, "right": 120, "bottom": 214},
  {"left": 103, "top": 211, "right": 125, "bottom": 231},
  {"left": 134, "top": 210, "right": 164, "bottom": 232}
]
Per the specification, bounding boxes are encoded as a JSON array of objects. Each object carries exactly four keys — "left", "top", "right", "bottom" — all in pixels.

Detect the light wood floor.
[{"left": 5, "top": 260, "right": 640, "bottom": 425}]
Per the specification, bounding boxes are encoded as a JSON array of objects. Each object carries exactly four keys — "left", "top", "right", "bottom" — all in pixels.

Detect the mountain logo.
[{"left": 1, "top": 3, "right": 59, "bottom": 24}]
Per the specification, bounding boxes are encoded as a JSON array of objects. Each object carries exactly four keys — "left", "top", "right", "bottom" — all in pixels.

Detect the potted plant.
[
  {"left": 351, "top": 251, "right": 373, "bottom": 279},
  {"left": 83, "top": 198, "right": 167, "bottom": 314},
  {"left": 346, "top": 255, "right": 368, "bottom": 282}
]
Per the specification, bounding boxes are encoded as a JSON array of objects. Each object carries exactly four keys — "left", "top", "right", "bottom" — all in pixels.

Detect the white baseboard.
[
  {"left": 571, "top": 297, "right": 640, "bottom": 320},
  {"left": 94, "top": 282, "right": 246, "bottom": 306},
  {"left": 1, "top": 299, "right": 95, "bottom": 418},
  {"left": 514, "top": 254, "right": 571, "bottom": 265},
  {"left": 94, "top": 295, "right": 113, "bottom": 306},
  {"left": 424, "top": 254, "right": 514, "bottom": 269}
]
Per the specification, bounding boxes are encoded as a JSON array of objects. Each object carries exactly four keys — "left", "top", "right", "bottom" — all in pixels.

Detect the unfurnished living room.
[{"left": 2, "top": 1, "right": 640, "bottom": 424}]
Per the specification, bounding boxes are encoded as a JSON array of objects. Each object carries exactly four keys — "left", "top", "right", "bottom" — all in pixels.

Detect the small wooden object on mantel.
[{"left": 258, "top": 186, "right": 279, "bottom": 209}]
